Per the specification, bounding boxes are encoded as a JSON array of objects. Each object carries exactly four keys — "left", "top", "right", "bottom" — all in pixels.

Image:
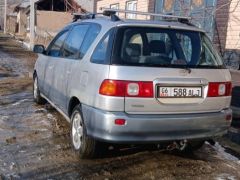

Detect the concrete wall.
[
  {"left": 36, "top": 10, "right": 72, "bottom": 33},
  {"left": 6, "top": 15, "right": 17, "bottom": 34},
  {"left": 17, "top": 9, "right": 28, "bottom": 36},
  {"left": 34, "top": 10, "right": 72, "bottom": 47}
]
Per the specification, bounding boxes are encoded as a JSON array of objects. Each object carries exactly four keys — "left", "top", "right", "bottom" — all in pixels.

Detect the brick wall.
[
  {"left": 213, "top": 0, "right": 229, "bottom": 54},
  {"left": 214, "top": 0, "right": 240, "bottom": 54},
  {"left": 225, "top": 0, "right": 240, "bottom": 51}
]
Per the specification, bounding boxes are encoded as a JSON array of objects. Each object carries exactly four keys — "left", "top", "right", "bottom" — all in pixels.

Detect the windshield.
[{"left": 111, "top": 27, "right": 224, "bottom": 69}]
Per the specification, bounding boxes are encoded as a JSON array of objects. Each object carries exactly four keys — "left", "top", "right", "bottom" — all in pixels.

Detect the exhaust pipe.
[{"left": 167, "top": 140, "right": 188, "bottom": 151}]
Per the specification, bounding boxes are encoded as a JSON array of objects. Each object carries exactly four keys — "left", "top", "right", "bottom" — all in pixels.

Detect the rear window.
[{"left": 111, "top": 27, "right": 224, "bottom": 69}]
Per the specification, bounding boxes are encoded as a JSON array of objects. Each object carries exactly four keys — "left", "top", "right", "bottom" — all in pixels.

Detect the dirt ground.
[{"left": 0, "top": 32, "right": 240, "bottom": 180}]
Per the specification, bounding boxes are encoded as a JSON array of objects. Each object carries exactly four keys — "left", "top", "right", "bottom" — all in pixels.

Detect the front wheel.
[
  {"left": 33, "top": 76, "right": 46, "bottom": 104},
  {"left": 70, "top": 105, "right": 100, "bottom": 159}
]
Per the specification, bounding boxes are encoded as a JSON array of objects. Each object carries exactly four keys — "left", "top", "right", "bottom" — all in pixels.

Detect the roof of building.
[{"left": 14, "top": 1, "right": 30, "bottom": 12}]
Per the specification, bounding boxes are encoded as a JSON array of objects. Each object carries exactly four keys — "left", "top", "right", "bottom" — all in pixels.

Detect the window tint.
[
  {"left": 79, "top": 24, "right": 101, "bottom": 59},
  {"left": 62, "top": 25, "right": 89, "bottom": 59},
  {"left": 91, "top": 29, "right": 114, "bottom": 64},
  {"left": 47, "top": 31, "right": 68, "bottom": 57}
]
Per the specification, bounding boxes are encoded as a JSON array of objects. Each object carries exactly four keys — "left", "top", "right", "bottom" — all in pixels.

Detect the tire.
[
  {"left": 70, "top": 105, "right": 100, "bottom": 159},
  {"left": 33, "top": 75, "right": 46, "bottom": 105}
]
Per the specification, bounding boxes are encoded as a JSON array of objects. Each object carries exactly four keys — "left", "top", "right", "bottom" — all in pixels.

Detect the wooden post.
[
  {"left": 4, "top": 0, "right": 7, "bottom": 33},
  {"left": 30, "top": 0, "right": 35, "bottom": 49},
  {"left": 51, "top": 0, "right": 54, "bottom": 11}
]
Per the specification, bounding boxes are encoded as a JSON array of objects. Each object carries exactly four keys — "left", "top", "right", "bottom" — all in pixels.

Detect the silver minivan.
[{"left": 33, "top": 10, "right": 232, "bottom": 158}]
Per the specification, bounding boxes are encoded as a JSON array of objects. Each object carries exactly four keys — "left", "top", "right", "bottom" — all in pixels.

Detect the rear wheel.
[
  {"left": 70, "top": 105, "right": 100, "bottom": 159},
  {"left": 33, "top": 75, "right": 46, "bottom": 104}
]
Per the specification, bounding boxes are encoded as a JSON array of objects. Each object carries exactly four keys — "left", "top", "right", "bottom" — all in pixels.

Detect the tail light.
[
  {"left": 207, "top": 82, "right": 232, "bottom": 97},
  {"left": 99, "top": 80, "right": 125, "bottom": 96},
  {"left": 99, "top": 79, "right": 153, "bottom": 98}
]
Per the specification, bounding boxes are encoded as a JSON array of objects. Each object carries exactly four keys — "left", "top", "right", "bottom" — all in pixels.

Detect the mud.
[{"left": 0, "top": 32, "right": 240, "bottom": 180}]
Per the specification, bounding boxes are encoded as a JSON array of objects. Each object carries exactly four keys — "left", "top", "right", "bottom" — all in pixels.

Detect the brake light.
[
  {"left": 99, "top": 80, "right": 153, "bottom": 97},
  {"left": 207, "top": 82, "right": 232, "bottom": 97}
]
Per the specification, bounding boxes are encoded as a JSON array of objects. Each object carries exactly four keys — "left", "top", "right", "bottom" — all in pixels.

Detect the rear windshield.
[{"left": 111, "top": 27, "right": 224, "bottom": 69}]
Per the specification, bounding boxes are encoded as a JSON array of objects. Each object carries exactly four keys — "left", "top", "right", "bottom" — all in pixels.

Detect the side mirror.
[{"left": 33, "top": 45, "right": 45, "bottom": 54}]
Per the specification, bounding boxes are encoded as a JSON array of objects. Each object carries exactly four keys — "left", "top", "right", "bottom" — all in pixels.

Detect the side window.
[
  {"left": 199, "top": 36, "right": 220, "bottom": 66},
  {"left": 47, "top": 30, "right": 68, "bottom": 57},
  {"left": 91, "top": 29, "right": 114, "bottom": 64},
  {"left": 79, "top": 24, "right": 101, "bottom": 59},
  {"left": 62, "top": 24, "right": 89, "bottom": 59}
]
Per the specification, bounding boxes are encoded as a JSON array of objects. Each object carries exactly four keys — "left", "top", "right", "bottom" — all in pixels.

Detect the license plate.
[{"left": 158, "top": 87, "right": 202, "bottom": 98}]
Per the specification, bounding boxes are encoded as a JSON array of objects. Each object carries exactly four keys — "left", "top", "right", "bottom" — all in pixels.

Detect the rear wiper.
[{"left": 181, "top": 65, "right": 192, "bottom": 73}]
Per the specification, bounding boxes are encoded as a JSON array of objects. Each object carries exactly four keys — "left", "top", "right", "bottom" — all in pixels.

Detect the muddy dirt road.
[{"left": 0, "top": 33, "right": 240, "bottom": 180}]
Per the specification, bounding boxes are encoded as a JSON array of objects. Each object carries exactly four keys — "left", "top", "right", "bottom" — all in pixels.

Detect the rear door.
[{"left": 110, "top": 26, "right": 231, "bottom": 114}]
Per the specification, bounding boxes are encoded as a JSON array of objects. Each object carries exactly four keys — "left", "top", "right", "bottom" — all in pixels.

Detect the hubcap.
[
  {"left": 34, "top": 78, "right": 38, "bottom": 99},
  {"left": 72, "top": 112, "right": 83, "bottom": 150}
]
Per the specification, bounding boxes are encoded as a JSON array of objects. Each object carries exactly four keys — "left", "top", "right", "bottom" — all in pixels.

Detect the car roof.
[{"left": 70, "top": 17, "right": 205, "bottom": 33}]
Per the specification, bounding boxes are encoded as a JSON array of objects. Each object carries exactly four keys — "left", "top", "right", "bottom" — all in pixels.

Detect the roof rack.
[
  {"left": 100, "top": 7, "right": 192, "bottom": 22},
  {"left": 72, "top": 13, "right": 96, "bottom": 22},
  {"left": 71, "top": 8, "right": 192, "bottom": 25},
  {"left": 72, "top": 11, "right": 120, "bottom": 22}
]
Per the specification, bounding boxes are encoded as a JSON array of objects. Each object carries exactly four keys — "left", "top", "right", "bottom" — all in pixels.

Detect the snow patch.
[
  {"left": 215, "top": 173, "right": 236, "bottom": 180},
  {"left": 47, "top": 113, "right": 56, "bottom": 120},
  {"left": 12, "top": 99, "right": 28, "bottom": 106},
  {"left": 209, "top": 142, "right": 240, "bottom": 163},
  {"left": 0, "top": 116, "right": 9, "bottom": 121}
]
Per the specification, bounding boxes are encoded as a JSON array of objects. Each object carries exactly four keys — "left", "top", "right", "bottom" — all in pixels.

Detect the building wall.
[
  {"left": 36, "top": 10, "right": 72, "bottom": 33},
  {"left": 17, "top": 10, "right": 28, "bottom": 36},
  {"left": 0, "top": 5, "right": 4, "bottom": 29},
  {"left": 6, "top": 16, "right": 17, "bottom": 34},
  {"left": 213, "top": 0, "right": 240, "bottom": 69},
  {"left": 34, "top": 10, "right": 72, "bottom": 47},
  {"left": 75, "top": 0, "right": 94, "bottom": 12},
  {"left": 225, "top": 0, "right": 240, "bottom": 51},
  {"left": 213, "top": 0, "right": 230, "bottom": 54},
  {"left": 96, "top": 0, "right": 151, "bottom": 19}
]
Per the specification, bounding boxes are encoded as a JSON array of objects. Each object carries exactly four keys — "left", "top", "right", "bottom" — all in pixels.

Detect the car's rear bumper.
[{"left": 82, "top": 105, "right": 232, "bottom": 143}]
